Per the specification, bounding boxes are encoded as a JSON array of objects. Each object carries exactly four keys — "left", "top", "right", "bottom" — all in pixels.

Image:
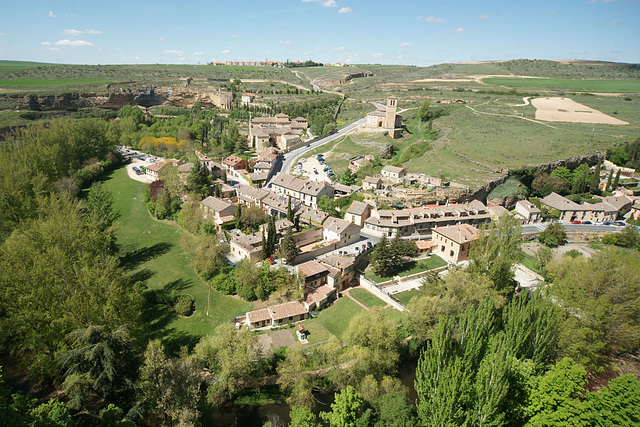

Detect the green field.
[
  {"left": 394, "top": 288, "right": 424, "bottom": 305},
  {"left": 349, "top": 288, "right": 387, "bottom": 309},
  {"left": 0, "top": 78, "right": 115, "bottom": 87},
  {"left": 482, "top": 77, "right": 640, "bottom": 93},
  {"left": 102, "top": 166, "right": 252, "bottom": 344},
  {"left": 304, "top": 296, "right": 364, "bottom": 341}
]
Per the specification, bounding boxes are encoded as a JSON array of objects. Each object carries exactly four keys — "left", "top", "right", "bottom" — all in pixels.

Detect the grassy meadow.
[
  {"left": 102, "top": 166, "right": 253, "bottom": 345},
  {"left": 481, "top": 77, "right": 640, "bottom": 93}
]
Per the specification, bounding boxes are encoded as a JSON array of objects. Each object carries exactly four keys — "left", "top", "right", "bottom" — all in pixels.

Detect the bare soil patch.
[{"left": 531, "top": 97, "right": 629, "bottom": 125}]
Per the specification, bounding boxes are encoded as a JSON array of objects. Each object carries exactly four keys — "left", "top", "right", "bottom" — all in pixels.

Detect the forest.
[{"left": 0, "top": 107, "right": 639, "bottom": 426}]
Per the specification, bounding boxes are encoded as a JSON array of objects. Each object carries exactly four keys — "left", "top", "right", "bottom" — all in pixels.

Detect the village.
[{"left": 121, "top": 96, "right": 640, "bottom": 341}]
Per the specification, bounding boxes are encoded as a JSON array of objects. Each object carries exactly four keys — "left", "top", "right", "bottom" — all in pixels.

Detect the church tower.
[{"left": 385, "top": 96, "right": 398, "bottom": 129}]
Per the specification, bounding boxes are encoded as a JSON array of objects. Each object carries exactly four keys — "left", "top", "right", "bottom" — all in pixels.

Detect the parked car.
[
  {"left": 366, "top": 241, "right": 372, "bottom": 249},
  {"left": 362, "top": 244, "right": 367, "bottom": 251},
  {"left": 582, "top": 221, "right": 592, "bottom": 225},
  {"left": 300, "top": 158, "right": 306, "bottom": 163},
  {"left": 571, "top": 220, "right": 581, "bottom": 224},
  {"left": 613, "top": 221, "right": 626, "bottom": 226},
  {"left": 603, "top": 222, "right": 611, "bottom": 226},
  {"left": 266, "top": 257, "right": 276, "bottom": 265}
]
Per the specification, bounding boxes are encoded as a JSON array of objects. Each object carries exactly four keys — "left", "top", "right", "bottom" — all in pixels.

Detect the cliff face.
[{"left": 1, "top": 87, "right": 233, "bottom": 111}]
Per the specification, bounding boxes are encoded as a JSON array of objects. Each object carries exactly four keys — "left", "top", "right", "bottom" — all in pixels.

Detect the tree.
[
  {"left": 58, "top": 325, "right": 136, "bottom": 411},
  {"left": 468, "top": 214, "right": 522, "bottom": 295},
  {"left": 186, "top": 160, "right": 209, "bottom": 196},
  {"left": 604, "top": 169, "right": 613, "bottom": 192},
  {"left": 86, "top": 182, "right": 117, "bottom": 232},
  {"left": 551, "top": 166, "right": 573, "bottom": 188},
  {"left": 183, "top": 233, "right": 229, "bottom": 277},
  {"left": 418, "top": 99, "right": 432, "bottom": 122},
  {"left": 235, "top": 259, "right": 260, "bottom": 301},
  {"left": 277, "top": 345, "right": 314, "bottom": 408},
  {"left": 282, "top": 227, "right": 299, "bottom": 264},
  {"left": 535, "top": 245, "right": 553, "bottom": 270},
  {"left": 320, "top": 386, "right": 363, "bottom": 427},
  {"left": 287, "top": 196, "right": 294, "bottom": 222},
  {"left": 340, "top": 168, "right": 356, "bottom": 186},
  {"left": 525, "top": 358, "right": 594, "bottom": 426},
  {"left": 589, "top": 162, "right": 601, "bottom": 194},
  {"left": 138, "top": 340, "right": 200, "bottom": 426},
  {"left": 177, "top": 192, "right": 205, "bottom": 234},
  {"left": 531, "top": 171, "right": 567, "bottom": 197},
  {"left": 289, "top": 405, "right": 320, "bottom": 427},
  {"left": 266, "top": 215, "right": 277, "bottom": 256},
  {"left": 589, "top": 374, "right": 640, "bottom": 426},
  {"left": 538, "top": 221, "right": 566, "bottom": 247},
  {"left": 369, "top": 235, "right": 391, "bottom": 276},
  {"left": 612, "top": 169, "right": 621, "bottom": 191}
]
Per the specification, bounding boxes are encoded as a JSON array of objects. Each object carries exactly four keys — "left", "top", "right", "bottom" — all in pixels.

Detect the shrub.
[
  {"left": 564, "top": 249, "right": 583, "bottom": 258},
  {"left": 175, "top": 295, "right": 195, "bottom": 316}
]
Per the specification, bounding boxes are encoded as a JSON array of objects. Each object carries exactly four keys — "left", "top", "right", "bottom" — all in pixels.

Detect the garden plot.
[{"left": 531, "top": 97, "right": 629, "bottom": 125}]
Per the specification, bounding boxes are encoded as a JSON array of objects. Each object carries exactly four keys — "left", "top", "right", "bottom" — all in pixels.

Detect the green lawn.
[
  {"left": 102, "top": 166, "right": 253, "bottom": 345},
  {"left": 394, "top": 288, "right": 424, "bottom": 305},
  {"left": 366, "top": 255, "right": 448, "bottom": 284},
  {"left": 349, "top": 288, "right": 386, "bottom": 309},
  {"left": 305, "top": 296, "right": 364, "bottom": 341},
  {"left": 481, "top": 77, "right": 640, "bottom": 93}
]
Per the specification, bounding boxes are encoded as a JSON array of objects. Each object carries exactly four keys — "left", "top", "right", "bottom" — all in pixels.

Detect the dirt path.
[{"left": 340, "top": 287, "right": 370, "bottom": 311}]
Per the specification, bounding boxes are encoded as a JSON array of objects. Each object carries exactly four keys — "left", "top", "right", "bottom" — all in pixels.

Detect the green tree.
[
  {"left": 589, "top": 162, "right": 601, "bottom": 194},
  {"left": 532, "top": 171, "right": 567, "bottom": 196},
  {"left": 287, "top": 196, "right": 294, "bottom": 222},
  {"left": 468, "top": 214, "right": 522, "bottom": 295},
  {"left": 612, "top": 169, "right": 621, "bottom": 191},
  {"left": 183, "top": 232, "right": 229, "bottom": 277},
  {"left": 588, "top": 374, "right": 640, "bottom": 426},
  {"left": 266, "top": 215, "right": 277, "bottom": 257},
  {"left": 472, "top": 334, "right": 510, "bottom": 426},
  {"left": 604, "top": 169, "right": 613, "bottom": 192},
  {"left": 58, "top": 325, "right": 136, "bottom": 411},
  {"left": 525, "top": 358, "right": 594, "bottom": 427},
  {"left": 289, "top": 405, "right": 321, "bottom": 427},
  {"left": 538, "top": 221, "right": 566, "bottom": 247},
  {"left": 278, "top": 345, "right": 314, "bottom": 408},
  {"left": 86, "top": 182, "right": 117, "bottom": 232},
  {"left": 340, "top": 168, "right": 356, "bottom": 186},
  {"left": 551, "top": 166, "right": 573, "bottom": 188},
  {"left": 418, "top": 99, "right": 431, "bottom": 122},
  {"left": 138, "top": 340, "right": 200, "bottom": 426},
  {"left": 186, "top": 160, "right": 210, "bottom": 196},
  {"left": 282, "top": 227, "right": 299, "bottom": 264},
  {"left": 369, "top": 235, "right": 391, "bottom": 276},
  {"left": 320, "top": 386, "right": 363, "bottom": 427},
  {"left": 177, "top": 192, "right": 205, "bottom": 234},
  {"left": 235, "top": 259, "right": 259, "bottom": 301}
]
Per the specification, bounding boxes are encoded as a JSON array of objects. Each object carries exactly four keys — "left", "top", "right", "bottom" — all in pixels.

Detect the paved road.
[
  {"left": 266, "top": 117, "right": 367, "bottom": 187},
  {"left": 522, "top": 222, "right": 627, "bottom": 234}
]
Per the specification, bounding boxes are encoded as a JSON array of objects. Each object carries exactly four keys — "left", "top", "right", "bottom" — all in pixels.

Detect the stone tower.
[{"left": 385, "top": 96, "right": 398, "bottom": 129}]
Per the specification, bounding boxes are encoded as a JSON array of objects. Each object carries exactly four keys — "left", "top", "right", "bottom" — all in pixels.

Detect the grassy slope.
[
  {"left": 103, "top": 166, "right": 252, "bottom": 343},
  {"left": 349, "top": 288, "right": 387, "bottom": 309},
  {"left": 482, "top": 77, "right": 640, "bottom": 93}
]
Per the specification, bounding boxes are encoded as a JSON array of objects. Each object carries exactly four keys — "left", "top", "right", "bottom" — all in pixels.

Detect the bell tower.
[{"left": 385, "top": 96, "right": 398, "bottom": 128}]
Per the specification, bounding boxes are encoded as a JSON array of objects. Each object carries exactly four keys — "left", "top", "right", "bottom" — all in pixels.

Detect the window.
[
  {"left": 288, "top": 316, "right": 293, "bottom": 321},
  {"left": 450, "top": 250, "right": 454, "bottom": 257}
]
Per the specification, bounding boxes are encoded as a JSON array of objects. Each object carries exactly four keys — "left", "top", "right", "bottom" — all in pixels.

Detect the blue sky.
[{"left": 0, "top": 0, "right": 637, "bottom": 66}]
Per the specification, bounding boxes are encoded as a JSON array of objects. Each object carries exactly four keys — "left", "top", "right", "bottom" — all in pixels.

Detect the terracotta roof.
[
  {"left": 223, "top": 155, "right": 245, "bottom": 167},
  {"left": 237, "top": 185, "right": 270, "bottom": 201},
  {"left": 297, "top": 206, "right": 329, "bottom": 224},
  {"left": 346, "top": 200, "right": 370, "bottom": 216},
  {"left": 363, "top": 176, "right": 382, "bottom": 184},
  {"left": 382, "top": 165, "right": 406, "bottom": 174},
  {"left": 269, "top": 301, "right": 307, "bottom": 320},
  {"left": 541, "top": 192, "right": 587, "bottom": 211},
  {"left": 488, "top": 205, "right": 510, "bottom": 217},
  {"left": 297, "top": 260, "right": 330, "bottom": 278},
  {"left": 200, "top": 196, "right": 235, "bottom": 212},
  {"left": 247, "top": 307, "right": 271, "bottom": 324},
  {"left": 433, "top": 224, "right": 478, "bottom": 244},
  {"left": 516, "top": 200, "right": 541, "bottom": 214},
  {"left": 415, "top": 240, "right": 436, "bottom": 250},
  {"left": 601, "top": 195, "right": 632, "bottom": 211},
  {"left": 319, "top": 255, "right": 354, "bottom": 270},
  {"left": 323, "top": 216, "right": 359, "bottom": 235}
]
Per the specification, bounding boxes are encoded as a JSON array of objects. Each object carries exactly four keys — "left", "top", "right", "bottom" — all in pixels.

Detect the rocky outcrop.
[
  {"left": 455, "top": 175, "right": 510, "bottom": 205},
  {"left": 1, "top": 86, "right": 233, "bottom": 111},
  {"left": 537, "top": 153, "right": 604, "bottom": 173},
  {"left": 328, "top": 71, "right": 374, "bottom": 85}
]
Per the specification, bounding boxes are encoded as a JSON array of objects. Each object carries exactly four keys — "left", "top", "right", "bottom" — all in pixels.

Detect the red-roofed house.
[{"left": 432, "top": 224, "right": 478, "bottom": 263}]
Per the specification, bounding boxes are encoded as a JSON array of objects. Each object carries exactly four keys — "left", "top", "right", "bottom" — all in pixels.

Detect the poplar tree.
[{"left": 589, "top": 162, "right": 601, "bottom": 193}]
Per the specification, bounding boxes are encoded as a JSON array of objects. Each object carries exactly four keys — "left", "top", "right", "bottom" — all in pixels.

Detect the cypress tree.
[
  {"left": 287, "top": 196, "right": 294, "bottom": 222},
  {"left": 612, "top": 169, "right": 621, "bottom": 191},
  {"left": 605, "top": 170, "right": 613, "bottom": 192},
  {"left": 589, "top": 162, "right": 601, "bottom": 194}
]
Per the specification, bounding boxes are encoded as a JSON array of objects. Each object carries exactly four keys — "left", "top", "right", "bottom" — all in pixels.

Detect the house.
[
  {"left": 262, "top": 192, "right": 302, "bottom": 218},
  {"left": 241, "top": 93, "right": 256, "bottom": 105},
  {"left": 237, "top": 185, "right": 270, "bottom": 208},
  {"left": 344, "top": 200, "right": 372, "bottom": 227},
  {"left": 381, "top": 165, "right": 407, "bottom": 181},
  {"left": 296, "top": 205, "right": 330, "bottom": 227},
  {"left": 200, "top": 196, "right": 237, "bottom": 229},
  {"left": 222, "top": 155, "right": 246, "bottom": 171},
  {"left": 631, "top": 203, "right": 640, "bottom": 221},
  {"left": 488, "top": 205, "right": 511, "bottom": 221},
  {"left": 323, "top": 216, "right": 361, "bottom": 246},
  {"left": 333, "top": 183, "right": 362, "bottom": 197},
  {"left": 515, "top": 200, "right": 542, "bottom": 224},
  {"left": 209, "top": 181, "right": 236, "bottom": 199},
  {"left": 277, "top": 134, "right": 301, "bottom": 150},
  {"left": 362, "top": 176, "right": 383, "bottom": 191},
  {"left": 319, "top": 255, "right": 355, "bottom": 291},
  {"left": 230, "top": 232, "right": 263, "bottom": 262},
  {"left": 145, "top": 161, "right": 166, "bottom": 180},
  {"left": 364, "top": 201, "right": 490, "bottom": 238},
  {"left": 348, "top": 154, "right": 375, "bottom": 174},
  {"left": 248, "top": 114, "right": 309, "bottom": 151},
  {"left": 432, "top": 224, "right": 479, "bottom": 264},
  {"left": 245, "top": 301, "right": 308, "bottom": 329},
  {"left": 540, "top": 192, "right": 588, "bottom": 223},
  {"left": 271, "top": 174, "right": 333, "bottom": 208}
]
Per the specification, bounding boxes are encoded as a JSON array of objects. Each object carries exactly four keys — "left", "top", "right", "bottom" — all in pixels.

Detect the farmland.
[{"left": 482, "top": 77, "right": 640, "bottom": 93}]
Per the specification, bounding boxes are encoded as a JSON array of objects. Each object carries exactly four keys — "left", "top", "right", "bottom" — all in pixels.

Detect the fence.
[{"left": 359, "top": 276, "right": 405, "bottom": 312}]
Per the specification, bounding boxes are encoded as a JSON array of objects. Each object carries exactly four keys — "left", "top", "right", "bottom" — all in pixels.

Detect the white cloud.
[
  {"left": 163, "top": 49, "right": 184, "bottom": 54},
  {"left": 48, "top": 48, "right": 61, "bottom": 51},
  {"left": 608, "top": 18, "right": 621, "bottom": 23},
  {"left": 194, "top": 52, "right": 203, "bottom": 55},
  {"left": 41, "top": 41, "right": 52, "bottom": 46},
  {"left": 314, "top": 47, "right": 324, "bottom": 51},
  {"left": 55, "top": 39, "right": 94, "bottom": 47},
  {"left": 417, "top": 16, "right": 446, "bottom": 23},
  {"left": 0, "top": 33, "right": 6, "bottom": 36},
  {"left": 450, "top": 27, "right": 465, "bottom": 33},
  {"left": 62, "top": 29, "right": 102, "bottom": 37},
  {"left": 221, "top": 49, "right": 231, "bottom": 54},
  {"left": 479, "top": 14, "right": 488, "bottom": 20},
  {"left": 280, "top": 40, "right": 294, "bottom": 44},
  {"left": 48, "top": 11, "right": 57, "bottom": 18},
  {"left": 372, "top": 53, "right": 383, "bottom": 59},
  {"left": 232, "top": 34, "right": 241, "bottom": 38},
  {"left": 399, "top": 42, "right": 411, "bottom": 48},
  {"left": 331, "top": 46, "right": 345, "bottom": 50},
  {"left": 338, "top": 7, "right": 353, "bottom": 14},
  {"left": 302, "top": 0, "right": 338, "bottom": 7}
]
